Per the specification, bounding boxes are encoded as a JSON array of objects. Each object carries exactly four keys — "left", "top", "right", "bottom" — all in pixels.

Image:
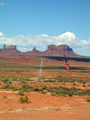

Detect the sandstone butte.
[{"left": 0, "top": 44, "right": 82, "bottom": 57}]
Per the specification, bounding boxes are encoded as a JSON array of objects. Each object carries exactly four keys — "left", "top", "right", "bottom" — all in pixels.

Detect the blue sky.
[{"left": 0, "top": 0, "right": 90, "bottom": 56}]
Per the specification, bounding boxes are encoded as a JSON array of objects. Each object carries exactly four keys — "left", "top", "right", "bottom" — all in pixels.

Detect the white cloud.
[
  {"left": 59, "top": 32, "right": 76, "bottom": 40},
  {"left": 0, "top": 31, "right": 90, "bottom": 56},
  {"left": 41, "top": 34, "right": 48, "bottom": 37},
  {"left": 0, "top": 32, "right": 3, "bottom": 36}
]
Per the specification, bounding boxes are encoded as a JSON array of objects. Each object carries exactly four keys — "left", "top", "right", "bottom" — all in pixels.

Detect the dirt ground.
[
  {"left": 0, "top": 56, "right": 90, "bottom": 120},
  {"left": 0, "top": 90, "right": 90, "bottom": 120}
]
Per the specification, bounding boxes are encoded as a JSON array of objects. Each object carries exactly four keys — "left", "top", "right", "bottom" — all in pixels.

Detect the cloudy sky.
[{"left": 0, "top": 0, "right": 90, "bottom": 56}]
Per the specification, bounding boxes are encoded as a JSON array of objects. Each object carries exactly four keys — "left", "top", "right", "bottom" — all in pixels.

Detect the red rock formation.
[
  {"left": 26, "top": 47, "right": 41, "bottom": 55},
  {"left": 3, "top": 44, "right": 6, "bottom": 50},
  {"left": 0, "top": 45, "right": 20, "bottom": 56},
  {"left": 7, "top": 45, "right": 16, "bottom": 50},
  {"left": 40, "top": 44, "right": 79, "bottom": 57},
  {"left": 47, "top": 44, "right": 73, "bottom": 51},
  {"left": 0, "top": 44, "right": 82, "bottom": 57}
]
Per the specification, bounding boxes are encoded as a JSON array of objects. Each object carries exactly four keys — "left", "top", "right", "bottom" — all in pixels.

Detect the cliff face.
[
  {"left": 24, "top": 45, "right": 80, "bottom": 57},
  {"left": 25, "top": 47, "right": 41, "bottom": 55},
  {"left": 6, "top": 45, "right": 16, "bottom": 50},
  {"left": 47, "top": 45, "right": 73, "bottom": 51},
  {"left": 0, "top": 45, "right": 20, "bottom": 55},
  {"left": 0, "top": 44, "right": 80, "bottom": 57},
  {"left": 41, "top": 45, "right": 79, "bottom": 57}
]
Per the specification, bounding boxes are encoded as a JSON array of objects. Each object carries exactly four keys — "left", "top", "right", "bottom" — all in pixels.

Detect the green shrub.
[
  {"left": 47, "top": 89, "right": 52, "bottom": 92},
  {"left": 24, "top": 96, "right": 29, "bottom": 103},
  {"left": 86, "top": 98, "right": 90, "bottom": 102},
  {"left": 83, "top": 81, "right": 86, "bottom": 84},
  {"left": 60, "top": 93, "right": 66, "bottom": 97},
  {"left": 10, "top": 87, "right": 18, "bottom": 91},
  {"left": 3, "top": 95, "right": 7, "bottom": 99},
  {"left": 21, "top": 85, "right": 33, "bottom": 92},
  {"left": 34, "top": 88, "right": 39, "bottom": 91},
  {"left": 78, "top": 80, "right": 83, "bottom": 83},
  {"left": 21, "top": 81, "right": 27, "bottom": 83},
  {"left": 68, "top": 91, "right": 73, "bottom": 97},
  {"left": 53, "top": 87, "right": 58, "bottom": 89},
  {"left": 1, "top": 84, "right": 9, "bottom": 89},
  {"left": 19, "top": 97, "right": 24, "bottom": 103},
  {"left": 55, "top": 108, "right": 59, "bottom": 111},
  {"left": 42, "top": 86, "right": 48, "bottom": 90},
  {"left": 83, "top": 85, "right": 85, "bottom": 87},
  {"left": 19, "top": 96, "right": 29, "bottom": 103},
  {"left": 51, "top": 92, "right": 55, "bottom": 96},
  {"left": 85, "top": 89, "right": 90, "bottom": 95},
  {"left": 9, "top": 81, "right": 12, "bottom": 84},
  {"left": 4, "top": 79, "right": 8, "bottom": 83},
  {"left": 73, "top": 83, "right": 75, "bottom": 86},
  {"left": 17, "top": 91, "right": 25, "bottom": 96},
  {"left": 41, "top": 91, "right": 47, "bottom": 94},
  {"left": 39, "top": 88, "right": 43, "bottom": 91}
]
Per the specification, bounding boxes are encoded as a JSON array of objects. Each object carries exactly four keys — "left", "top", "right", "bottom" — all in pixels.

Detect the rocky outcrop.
[
  {"left": 47, "top": 44, "right": 73, "bottom": 51},
  {"left": 26, "top": 47, "right": 41, "bottom": 55},
  {"left": 3, "top": 44, "right": 6, "bottom": 50},
  {"left": 41, "top": 45, "right": 79, "bottom": 57},
  {"left": 0, "top": 44, "right": 81, "bottom": 57},
  {"left": 0, "top": 45, "right": 20, "bottom": 55},
  {"left": 7, "top": 45, "right": 16, "bottom": 50}
]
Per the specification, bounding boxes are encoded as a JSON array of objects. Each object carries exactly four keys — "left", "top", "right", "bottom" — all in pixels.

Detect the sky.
[{"left": 0, "top": 0, "right": 90, "bottom": 56}]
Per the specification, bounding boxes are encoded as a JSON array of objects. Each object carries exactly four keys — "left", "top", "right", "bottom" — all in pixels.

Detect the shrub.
[
  {"left": 9, "top": 82, "right": 12, "bottom": 84},
  {"left": 4, "top": 79, "right": 8, "bottom": 83},
  {"left": 60, "top": 93, "right": 66, "bottom": 97},
  {"left": 55, "top": 108, "right": 59, "bottom": 111},
  {"left": 51, "top": 92, "right": 55, "bottom": 96},
  {"left": 83, "top": 81, "right": 86, "bottom": 84},
  {"left": 39, "top": 88, "right": 43, "bottom": 91},
  {"left": 19, "top": 97, "right": 24, "bottom": 103},
  {"left": 73, "top": 83, "right": 75, "bottom": 86},
  {"left": 47, "top": 89, "right": 52, "bottom": 92},
  {"left": 21, "top": 81, "right": 27, "bottom": 83},
  {"left": 19, "top": 96, "right": 29, "bottom": 103},
  {"left": 34, "top": 88, "right": 39, "bottom": 91},
  {"left": 21, "top": 85, "right": 33, "bottom": 92},
  {"left": 24, "top": 96, "right": 29, "bottom": 103},
  {"left": 17, "top": 91, "right": 25, "bottom": 96},
  {"left": 68, "top": 91, "right": 73, "bottom": 97},
  {"left": 85, "top": 89, "right": 90, "bottom": 95},
  {"left": 42, "top": 86, "right": 48, "bottom": 90},
  {"left": 70, "top": 87, "right": 78, "bottom": 91},
  {"left": 10, "top": 87, "right": 18, "bottom": 91},
  {"left": 83, "top": 85, "right": 85, "bottom": 87},
  {"left": 1, "top": 84, "right": 9, "bottom": 89},
  {"left": 53, "top": 87, "right": 58, "bottom": 89},
  {"left": 42, "top": 91, "right": 47, "bottom": 94},
  {"left": 3, "top": 95, "right": 7, "bottom": 99},
  {"left": 78, "top": 80, "right": 83, "bottom": 83},
  {"left": 86, "top": 98, "right": 90, "bottom": 102}
]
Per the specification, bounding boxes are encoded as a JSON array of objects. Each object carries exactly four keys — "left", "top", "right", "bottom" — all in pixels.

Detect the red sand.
[{"left": 0, "top": 56, "right": 90, "bottom": 120}]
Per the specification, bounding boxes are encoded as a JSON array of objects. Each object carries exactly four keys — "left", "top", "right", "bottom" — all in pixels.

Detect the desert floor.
[{"left": 0, "top": 56, "right": 90, "bottom": 120}]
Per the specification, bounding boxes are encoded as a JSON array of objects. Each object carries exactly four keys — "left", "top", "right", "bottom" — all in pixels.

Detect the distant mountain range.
[{"left": 0, "top": 44, "right": 87, "bottom": 57}]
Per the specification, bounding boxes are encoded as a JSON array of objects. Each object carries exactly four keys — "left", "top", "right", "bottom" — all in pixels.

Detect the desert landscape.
[
  {"left": 0, "top": 56, "right": 90, "bottom": 120},
  {"left": 1, "top": 0, "right": 90, "bottom": 119}
]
